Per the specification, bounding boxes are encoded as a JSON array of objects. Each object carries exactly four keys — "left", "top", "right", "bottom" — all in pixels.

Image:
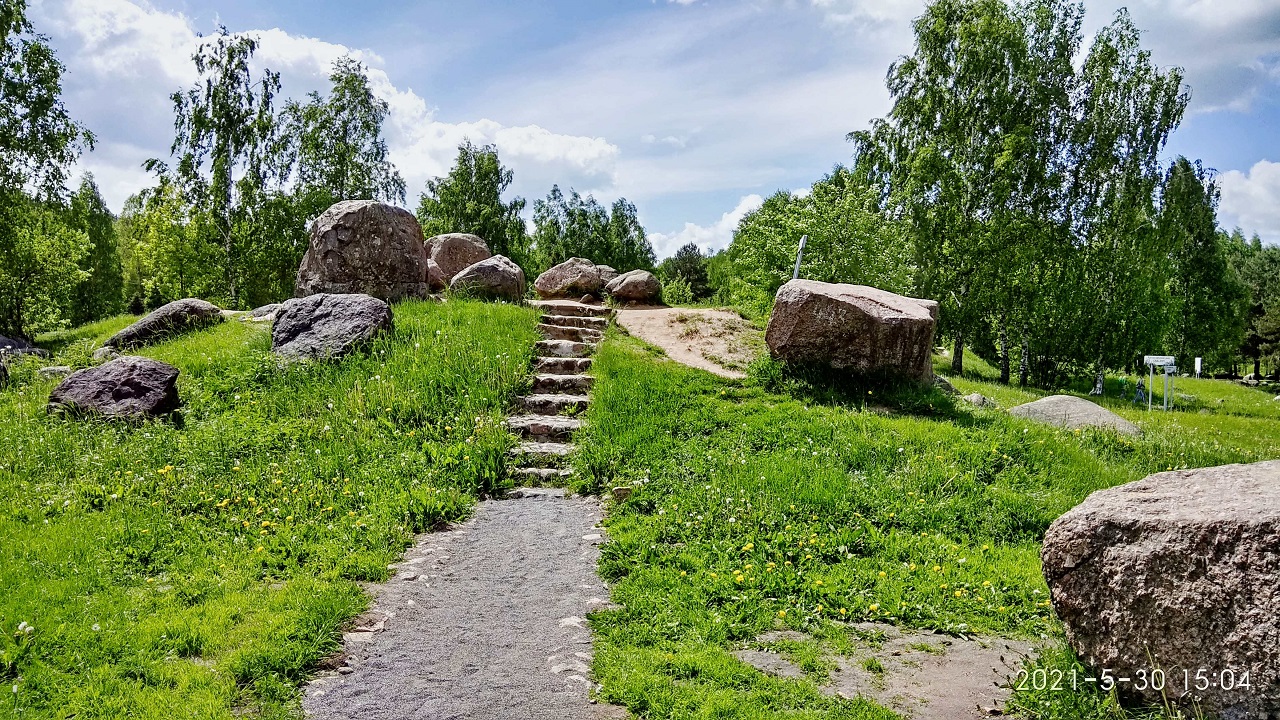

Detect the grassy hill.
[{"left": 1, "top": 300, "right": 538, "bottom": 719}]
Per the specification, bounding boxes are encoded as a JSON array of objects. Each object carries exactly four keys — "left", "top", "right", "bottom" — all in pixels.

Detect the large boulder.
[
  {"left": 764, "top": 280, "right": 937, "bottom": 381},
  {"left": 272, "top": 293, "right": 393, "bottom": 360},
  {"left": 533, "top": 258, "right": 605, "bottom": 299},
  {"left": 296, "top": 200, "right": 431, "bottom": 302},
  {"left": 1042, "top": 461, "right": 1280, "bottom": 717},
  {"left": 0, "top": 335, "right": 48, "bottom": 358},
  {"left": 427, "top": 258, "right": 447, "bottom": 293},
  {"left": 425, "top": 233, "right": 491, "bottom": 284},
  {"left": 105, "top": 298, "right": 224, "bottom": 350},
  {"left": 605, "top": 269, "right": 661, "bottom": 303},
  {"left": 47, "top": 356, "right": 180, "bottom": 418},
  {"left": 1008, "top": 395, "right": 1139, "bottom": 436},
  {"left": 449, "top": 255, "right": 525, "bottom": 301}
]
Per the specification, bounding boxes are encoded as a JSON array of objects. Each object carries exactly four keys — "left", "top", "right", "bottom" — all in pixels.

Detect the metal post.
[
  {"left": 1148, "top": 365, "right": 1153, "bottom": 412},
  {"left": 792, "top": 235, "right": 808, "bottom": 281}
]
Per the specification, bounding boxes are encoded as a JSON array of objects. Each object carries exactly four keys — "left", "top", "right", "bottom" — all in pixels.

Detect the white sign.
[
  {"left": 1195, "top": 357, "right": 1202, "bottom": 377},
  {"left": 1144, "top": 355, "right": 1175, "bottom": 366}
]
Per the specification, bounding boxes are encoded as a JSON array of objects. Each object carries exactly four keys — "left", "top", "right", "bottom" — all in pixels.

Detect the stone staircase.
[{"left": 507, "top": 301, "right": 612, "bottom": 486}]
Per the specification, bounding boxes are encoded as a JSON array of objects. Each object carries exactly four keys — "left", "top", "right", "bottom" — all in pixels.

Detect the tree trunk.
[
  {"left": 998, "top": 314, "right": 1010, "bottom": 385},
  {"left": 1255, "top": 357, "right": 1261, "bottom": 378},
  {"left": 951, "top": 331, "right": 964, "bottom": 376},
  {"left": 1019, "top": 331, "right": 1030, "bottom": 388}
]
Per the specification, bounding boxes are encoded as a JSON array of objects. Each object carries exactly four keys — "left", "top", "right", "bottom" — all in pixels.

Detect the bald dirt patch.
[{"left": 614, "top": 306, "right": 762, "bottom": 379}]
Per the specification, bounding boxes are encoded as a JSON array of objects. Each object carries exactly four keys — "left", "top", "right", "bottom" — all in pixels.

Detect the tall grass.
[
  {"left": 578, "top": 333, "right": 1279, "bottom": 719},
  {"left": 1, "top": 299, "right": 538, "bottom": 719}
]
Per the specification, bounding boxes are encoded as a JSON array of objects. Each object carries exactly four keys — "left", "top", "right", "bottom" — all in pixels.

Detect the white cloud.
[
  {"left": 34, "top": 0, "right": 620, "bottom": 211},
  {"left": 1219, "top": 160, "right": 1280, "bottom": 245},
  {"left": 649, "top": 194, "right": 764, "bottom": 258}
]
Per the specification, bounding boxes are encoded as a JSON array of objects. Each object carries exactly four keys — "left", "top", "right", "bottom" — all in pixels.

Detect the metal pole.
[
  {"left": 792, "top": 235, "right": 808, "bottom": 280},
  {"left": 1148, "top": 365, "right": 1153, "bottom": 412}
]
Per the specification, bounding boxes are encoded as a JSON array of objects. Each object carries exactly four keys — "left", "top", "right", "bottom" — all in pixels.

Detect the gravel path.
[{"left": 303, "top": 488, "right": 624, "bottom": 720}]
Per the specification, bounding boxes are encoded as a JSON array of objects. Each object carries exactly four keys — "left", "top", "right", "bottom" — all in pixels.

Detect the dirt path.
[
  {"left": 614, "top": 306, "right": 762, "bottom": 379},
  {"left": 303, "top": 488, "right": 624, "bottom": 720}
]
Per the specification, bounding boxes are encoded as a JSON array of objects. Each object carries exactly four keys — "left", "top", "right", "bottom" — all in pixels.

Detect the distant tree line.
[{"left": 716, "top": 0, "right": 1275, "bottom": 384}]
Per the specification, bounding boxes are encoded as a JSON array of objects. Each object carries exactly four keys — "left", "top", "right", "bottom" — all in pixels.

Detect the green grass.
[
  {"left": 1, "top": 299, "right": 539, "bottom": 719},
  {"left": 577, "top": 333, "right": 1280, "bottom": 719}
]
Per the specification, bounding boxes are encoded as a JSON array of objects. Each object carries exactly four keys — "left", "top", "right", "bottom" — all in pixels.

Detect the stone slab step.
[
  {"left": 530, "top": 300, "right": 613, "bottom": 319},
  {"left": 538, "top": 323, "right": 604, "bottom": 343},
  {"left": 507, "top": 414, "right": 581, "bottom": 439},
  {"left": 543, "top": 314, "right": 608, "bottom": 330},
  {"left": 520, "top": 393, "right": 590, "bottom": 415},
  {"left": 535, "top": 340, "right": 594, "bottom": 358},
  {"left": 533, "top": 374, "right": 594, "bottom": 394},
  {"left": 510, "top": 441, "right": 574, "bottom": 467},
  {"left": 508, "top": 469, "right": 574, "bottom": 488},
  {"left": 535, "top": 357, "right": 593, "bottom": 375}
]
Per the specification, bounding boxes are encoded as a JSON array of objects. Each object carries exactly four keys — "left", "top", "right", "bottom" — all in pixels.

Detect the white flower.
[{"left": 92, "top": 623, "right": 100, "bottom": 631}]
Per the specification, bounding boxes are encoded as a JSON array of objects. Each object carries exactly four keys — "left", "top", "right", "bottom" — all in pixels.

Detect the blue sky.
[{"left": 31, "top": 0, "right": 1280, "bottom": 257}]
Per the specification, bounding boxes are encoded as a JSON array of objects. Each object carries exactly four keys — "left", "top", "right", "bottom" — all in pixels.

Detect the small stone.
[
  {"left": 337, "top": 666, "right": 354, "bottom": 675},
  {"left": 611, "top": 487, "right": 633, "bottom": 501}
]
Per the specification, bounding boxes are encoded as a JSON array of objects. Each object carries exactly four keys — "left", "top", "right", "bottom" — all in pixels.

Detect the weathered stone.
[
  {"left": 272, "top": 293, "right": 394, "bottom": 360},
  {"left": 296, "top": 200, "right": 431, "bottom": 301},
  {"left": 249, "top": 303, "right": 281, "bottom": 319},
  {"left": 962, "top": 393, "right": 997, "bottom": 408},
  {"left": 1008, "top": 395, "right": 1139, "bottom": 436},
  {"left": 425, "top": 233, "right": 491, "bottom": 284},
  {"left": 449, "top": 255, "right": 525, "bottom": 301},
  {"left": 105, "top": 298, "right": 224, "bottom": 349},
  {"left": 764, "top": 280, "right": 938, "bottom": 381},
  {"left": 596, "top": 265, "right": 619, "bottom": 283},
  {"left": 427, "top": 258, "right": 447, "bottom": 293},
  {"left": 92, "top": 346, "right": 119, "bottom": 362},
  {"left": 534, "top": 258, "right": 605, "bottom": 299},
  {"left": 604, "top": 269, "right": 661, "bottom": 303},
  {"left": 0, "top": 335, "right": 47, "bottom": 357},
  {"left": 48, "top": 356, "right": 180, "bottom": 418},
  {"left": 1042, "top": 461, "right": 1280, "bottom": 718},
  {"left": 933, "top": 375, "right": 958, "bottom": 395},
  {"left": 38, "top": 366, "right": 72, "bottom": 379}
]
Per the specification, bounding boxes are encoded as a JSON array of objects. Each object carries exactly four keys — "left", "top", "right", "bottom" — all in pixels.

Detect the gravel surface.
[{"left": 303, "top": 488, "right": 625, "bottom": 720}]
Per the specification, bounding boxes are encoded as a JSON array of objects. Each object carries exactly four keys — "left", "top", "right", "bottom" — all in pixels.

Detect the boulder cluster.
[{"left": 531, "top": 257, "right": 661, "bottom": 304}]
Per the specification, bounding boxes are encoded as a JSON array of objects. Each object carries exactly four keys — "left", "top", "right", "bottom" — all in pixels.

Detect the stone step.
[
  {"left": 530, "top": 300, "right": 613, "bottom": 319},
  {"left": 510, "top": 441, "right": 574, "bottom": 467},
  {"left": 535, "top": 340, "right": 594, "bottom": 358},
  {"left": 535, "top": 357, "right": 593, "bottom": 375},
  {"left": 508, "top": 468, "right": 574, "bottom": 487},
  {"left": 533, "top": 374, "right": 594, "bottom": 394},
  {"left": 520, "top": 393, "right": 590, "bottom": 415},
  {"left": 538, "top": 323, "right": 604, "bottom": 343},
  {"left": 507, "top": 414, "right": 582, "bottom": 439},
  {"left": 543, "top": 314, "right": 608, "bottom": 330}
]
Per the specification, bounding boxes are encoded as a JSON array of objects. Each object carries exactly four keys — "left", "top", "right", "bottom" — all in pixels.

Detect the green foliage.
[
  {"left": 68, "top": 175, "right": 124, "bottom": 324},
  {"left": 282, "top": 56, "right": 405, "bottom": 205},
  {"left": 578, "top": 334, "right": 1278, "bottom": 719},
  {"left": 724, "top": 167, "right": 913, "bottom": 314},
  {"left": 657, "top": 242, "right": 711, "bottom": 300},
  {"left": 0, "top": 192, "right": 90, "bottom": 337},
  {"left": 0, "top": 299, "right": 538, "bottom": 717},
  {"left": 117, "top": 180, "right": 221, "bottom": 310},
  {"left": 660, "top": 274, "right": 693, "bottom": 307},
  {"left": 531, "top": 185, "right": 656, "bottom": 274},
  {"left": 417, "top": 140, "right": 530, "bottom": 267}
]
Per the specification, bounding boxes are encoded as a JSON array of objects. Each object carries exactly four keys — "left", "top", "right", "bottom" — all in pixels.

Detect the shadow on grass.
[{"left": 746, "top": 356, "right": 963, "bottom": 420}]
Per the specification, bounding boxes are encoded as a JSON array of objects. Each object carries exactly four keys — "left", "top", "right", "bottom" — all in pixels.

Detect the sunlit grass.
[{"left": 1, "top": 299, "right": 538, "bottom": 719}]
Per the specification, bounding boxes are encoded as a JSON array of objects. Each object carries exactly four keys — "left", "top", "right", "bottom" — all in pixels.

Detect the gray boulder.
[
  {"left": 962, "top": 393, "right": 997, "bottom": 408},
  {"left": 248, "top": 303, "right": 281, "bottom": 320},
  {"left": 296, "top": 200, "right": 431, "bottom": 302},
  {"left": 425, "top": 233, "right": 491, "bottom": 284},
  {"left": 534, "top": 258, "right": 605, "bottom": 299},
  {"left": 449, "top": 255, "right": 525, "bottom": 301},
  {"left": 38, "top": 366, "right": 72, "bottom": 380},
  {"left": 764, "top": 280, "right": 938, "bottom": 381},
  {"left": 47, "top": 356, "right": 180, "bottom": 418},
  {"left": 933, "top": 375, "right": 958, "bottom": 395},
  {"left": 272, "top": 293, "right": 393, "bottom": 360},
  {"left": 1008, "top": 394, "right": 1139, "bottom": 436},
  {"left": 427, "top": 257, "right": 447, "bottom": 293},
  {"left": 0, "top": 335, "right": 49, "bottom": 358},
  {"left": 92, "top": 346, "right": 119, "bottom": 363},
  {"left": 105, "top": 298, "right": 223, "bottom": 350},
  {"left": 1042, "top": 461, "right": 1280, "bottom": 718},
  {"left": 605, "top": 269, "right": 661, "bottom": 303},
  {"left": 596, "top": 265, "right": 619, "bottom": 283}
]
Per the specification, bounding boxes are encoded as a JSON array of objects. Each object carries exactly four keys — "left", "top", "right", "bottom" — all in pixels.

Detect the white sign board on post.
[
  {"left": 1143, "top": 356, "right": 1176, "bottom": 411},
  {"left": 1195, "top": 357, "right": 1202, "bottom": 378}
]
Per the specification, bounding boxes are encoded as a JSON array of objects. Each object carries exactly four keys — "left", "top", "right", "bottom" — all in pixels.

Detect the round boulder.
[
  {"left": 962, "top": 393, "right": 997, "bottom": 408},
  {"left": 272, "top": 293, "right": 394, "bottom": 361},
  {"left": 105, "top": 298, "right": 224, "bottom": 350},
  {"left": 425, "top": 233, "right": 491, "bottom": 285},
  {"left": 48, "top": 356, "right": 181, "bottom": 418},
  {"left": 1008, "top": 395, "right": 1139, "bottom": 436},
  {"left": 296, "top": 200, "right": 431, "bottom": 302},
  {"left": 596, "top": 265, "right": 619, "bottom": 283},
  {"left": 449, "top": 255, "right": 526, "bottom": 301},
  {"left": 534, "top": 258, "right": 605, "bottom": 299},
  {"left": 605, "top": 269, "right": 661, "bottom": 303},
  {"left": 1043, "top": 460, "right": 1280, "bottom": 717}
]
